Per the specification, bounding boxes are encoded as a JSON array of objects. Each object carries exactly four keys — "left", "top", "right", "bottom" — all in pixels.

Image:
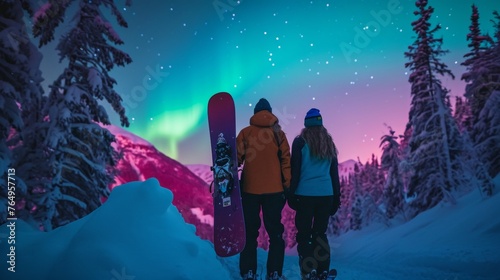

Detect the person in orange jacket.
[{"left": 236, "top": 98, "right": 291, "bottom": 280}]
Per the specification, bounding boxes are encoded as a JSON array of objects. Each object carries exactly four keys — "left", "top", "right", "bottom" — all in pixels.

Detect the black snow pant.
[
  {"left": 239, "top": 192, "right": 286, "bottom": 277},
  {"left": 295, "top": 195, "right": 333, "bottom": 277}
]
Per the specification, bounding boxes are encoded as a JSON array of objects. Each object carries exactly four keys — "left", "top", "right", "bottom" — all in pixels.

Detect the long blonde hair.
[{"left": 300, "top": 126, "right": 337, "bottom": 160}]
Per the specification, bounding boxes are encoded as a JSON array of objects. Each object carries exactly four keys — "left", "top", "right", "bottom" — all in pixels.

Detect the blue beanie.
[
  {"left": 254, "top": 98, "right": 272, "bottom": 114},
  {"left": 304, "top": 108, "right": 323, "bottom": 127}
]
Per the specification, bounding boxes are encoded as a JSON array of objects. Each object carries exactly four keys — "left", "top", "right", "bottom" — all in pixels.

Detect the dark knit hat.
[
  {"left": 304, "top": 108, "right": 323, "bottom": 127},
  {"left": 254, "top": 98, "right": 272, "bottom": 114}
]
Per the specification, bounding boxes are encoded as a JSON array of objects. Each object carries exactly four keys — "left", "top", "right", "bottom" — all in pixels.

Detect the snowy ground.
[
  {"left": 1, "top": 177, "right": 499, "bottom": 280},
  {"left": 220, "top": 182, "right": 500, "bottom": 280}
]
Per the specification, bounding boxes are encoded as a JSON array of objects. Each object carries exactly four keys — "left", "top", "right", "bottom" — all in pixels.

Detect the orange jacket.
[{"left": 236, "top": 110, "right": 291, "bottom": 194}]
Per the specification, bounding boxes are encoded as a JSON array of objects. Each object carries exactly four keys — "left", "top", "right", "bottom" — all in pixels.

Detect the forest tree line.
[{"left": 329, "top": 1, "right": 499, "bottom": 234}]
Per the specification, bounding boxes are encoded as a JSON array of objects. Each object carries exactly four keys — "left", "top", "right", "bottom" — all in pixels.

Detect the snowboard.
[{"left": 208, "top": 92, "right": 246, "bottom": 257}]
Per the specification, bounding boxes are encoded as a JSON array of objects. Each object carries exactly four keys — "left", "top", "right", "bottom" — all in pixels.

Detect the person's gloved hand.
[{"left": 330, "top": 196, "right": 341, "bottom": 216}]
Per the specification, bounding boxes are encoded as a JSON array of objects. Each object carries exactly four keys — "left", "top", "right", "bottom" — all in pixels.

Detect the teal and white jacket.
[{"left": 290, "top": 136, "right": 341, "bottom": 198}]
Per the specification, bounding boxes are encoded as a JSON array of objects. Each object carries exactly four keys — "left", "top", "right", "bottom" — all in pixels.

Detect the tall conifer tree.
[
  {"left": 403, "top": 0, "right": 468, "bottom": 216},
  {"left": 31, "top": 0, "right": 132, "bottom": 229}
]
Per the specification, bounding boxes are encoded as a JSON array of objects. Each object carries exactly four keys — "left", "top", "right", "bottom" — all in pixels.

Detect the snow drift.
[{"left": 0, "top": 178, "right": 230, "bottom": 280}]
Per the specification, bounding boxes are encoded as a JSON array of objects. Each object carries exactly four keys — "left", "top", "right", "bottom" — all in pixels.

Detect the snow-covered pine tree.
[
  {"left": 470, "top": 11, "right": 500, "bottom": 178},
  {"left": 379, "top": 127, "right": 404, "bottom": 219},
  {"left": 328, "top": 175, "right": 349, "bottom": 235},
  {"left": 367, "top": 154, "right": 385, "bottom": 205},
  {"left": 349, "top": 162, "right": 363, "bottom": 230},
  {"left": 375, "top": 157, "right": 387, "bottom": 205},
  {"left": 453, "top": 96, "right": 473, "bottom": 133},
  {"left": 435, "top": 86, "right": 484, "bottom": 197},
  {"left": 31, "top": 0, "right": 132, "bottom": 230},
  {"left": 0, "top": 0, "right": 48, "bottom": 224},
  {"left": 481, "top": 9, "right": 500, "bottom": 102},
  {"left": 461, "top": 5, "right": 494, "bottom": 127},
  {"left": 359, "top": 156, "right": 388, "bottom": 227},
  {"left": 458, "top": 129, "right": 495, "bottom": 197},
  {"left": 473, "top": 90, "right": 500, "bottom": 182},
  {"left": 403, "top": 0, "right": 471, "bottom": 217},
  {"left": 0, "top": 0, "right": 25, "bottom": 222}
]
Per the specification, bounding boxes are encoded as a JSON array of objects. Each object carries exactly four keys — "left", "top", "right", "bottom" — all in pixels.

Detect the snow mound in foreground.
[{"left": 0, "top": 178, "right": 230, "bottom": 280}]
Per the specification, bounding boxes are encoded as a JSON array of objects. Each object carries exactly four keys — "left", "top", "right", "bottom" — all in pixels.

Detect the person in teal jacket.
[{"left": 286, "top": 108, "right": 341, "bottom": 280}]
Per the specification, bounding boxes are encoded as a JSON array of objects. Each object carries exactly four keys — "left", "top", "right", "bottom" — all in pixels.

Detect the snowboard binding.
[{"left": 211, "top": 133, "right": 235, "bottom": 202}]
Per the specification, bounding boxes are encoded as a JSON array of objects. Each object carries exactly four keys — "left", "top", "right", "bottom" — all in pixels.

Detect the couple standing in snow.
[{"left": 236, "top": 98, "right": 342, "bottom": 280}]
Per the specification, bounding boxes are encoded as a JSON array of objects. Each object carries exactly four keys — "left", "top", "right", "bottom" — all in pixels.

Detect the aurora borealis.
[{"left": 38, "top": 0, "right": 498, "bottom": 165}]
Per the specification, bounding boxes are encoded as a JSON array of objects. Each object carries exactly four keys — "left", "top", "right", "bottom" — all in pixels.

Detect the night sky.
[{"left": 38, "top": 0, "right": 498, "bottom": 165}]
